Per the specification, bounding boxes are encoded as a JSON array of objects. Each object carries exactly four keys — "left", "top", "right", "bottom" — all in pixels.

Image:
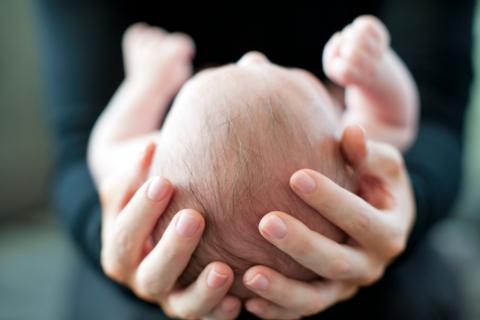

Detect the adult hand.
[
  {"left": 243, "top": 125, "right": 415, "bottom": 319},
  {"left": 99, "top": 142, "right": 241, "bottom": 319}
]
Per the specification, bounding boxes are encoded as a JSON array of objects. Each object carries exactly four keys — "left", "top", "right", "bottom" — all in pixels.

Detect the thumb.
[{"left": 341, "top": 124, "right": 405, "bottom": 182}]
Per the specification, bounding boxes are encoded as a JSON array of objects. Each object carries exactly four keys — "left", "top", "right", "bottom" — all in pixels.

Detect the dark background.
[{"left": 0, "top": 0, "right": 480, "bottom": 319}]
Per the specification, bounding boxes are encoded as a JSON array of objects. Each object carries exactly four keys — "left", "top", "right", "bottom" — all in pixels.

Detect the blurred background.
[{"left": 1, "top": 1, "right": 479, "bottom": 319}]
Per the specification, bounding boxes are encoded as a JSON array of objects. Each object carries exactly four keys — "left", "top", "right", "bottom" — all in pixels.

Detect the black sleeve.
[
  {"left": 35, "top": 0, "right": 130, "bottom": 268},
  {"left": 378, "top": 0, "right": 474, "bottom": 246}
]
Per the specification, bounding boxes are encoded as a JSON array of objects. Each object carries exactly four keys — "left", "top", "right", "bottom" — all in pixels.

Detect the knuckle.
[
  {"left": 133, "top": 287, "right": 159, "bottom": 304},
  {"left": 308, "top": 294, "right": 329, "bottom": 315},
  {"left": 177, "top": 309, "right": 199, "bottom": 320},
  {"left": 327, "top": 254, "right": 351, "bottom": 279},
  {"left": 161, "top": 304, "right": 178, "bottom": 319},
  {"left": 342, "top": 286, "right": 359, "bottom": 300},
  {"left": 361, "top": 266, "right": 385, "bottom": 285},
  {"left": 293, "top": 235, "right": 315, "bottom": 259},
  {"left": 162, "top": 244, "right": 187, "bottom": 263},
  {"left": 351, "top": 212, "right": 372, "bottom": 234},
  {"left": 101, "top": 255, "right": 125, "bottom": 283},
  {"left": 111, "top": 225, "right": 134, "bottom": 255},
  {"left": 135, "top": 269, "right": 166, "bottom": 298},
  {"left": 302, "top": 301, "right": 324, "bottom": 317},
  {"left": 385, "top": 236, "right": 407, "bottom": 259}
]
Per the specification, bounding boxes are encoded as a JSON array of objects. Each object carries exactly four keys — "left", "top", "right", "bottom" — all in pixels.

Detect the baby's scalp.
[{"left": 151, "top": 62, "right": 354, "bottom": 298}]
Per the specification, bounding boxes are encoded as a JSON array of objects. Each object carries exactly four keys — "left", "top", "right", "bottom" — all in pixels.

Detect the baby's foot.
[
  {"left": 323, "top": 16, "right": 390, "bottom": 88},
  {"left": 122, "top": 23, "right": 195, "bottom": 95}
]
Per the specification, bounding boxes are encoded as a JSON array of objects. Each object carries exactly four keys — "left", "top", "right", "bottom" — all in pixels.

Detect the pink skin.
[
  {"left": 89, "top": 16, "right": 417, "bottom": 319},
  {"left": 323, "top": 15, "right": 418, "bottom": 151},
  {"left": 88, "top": 23, "right": 195, "bottom": 185},
  {"left": 149, "top": 52, "right": 351, "bottom": 298},
  {"left": 243, "top": 126, "right": 415, "bottom": 319},
  {"left": 90, "top": 24, "right": 241, "bottom": 320},
  {"left": 99, "top": 143, "right": 241, "bottom": 320}
]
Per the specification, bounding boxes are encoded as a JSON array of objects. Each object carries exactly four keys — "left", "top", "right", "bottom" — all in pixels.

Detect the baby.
[{"left": 88, "top": 16, "right": 418, "bottom": 298}]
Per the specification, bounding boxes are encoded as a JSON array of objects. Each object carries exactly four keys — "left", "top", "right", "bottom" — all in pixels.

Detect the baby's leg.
[
  {"left": 323, "top": 16, "right": 418, "bottom": 150},
  {"left": 88, "top": 23, "right": 194, "bottom": 184}
]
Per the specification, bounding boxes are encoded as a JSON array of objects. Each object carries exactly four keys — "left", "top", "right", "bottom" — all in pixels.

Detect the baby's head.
[{"left": 152, "top": 52, "right": 354, "bottom": 298}]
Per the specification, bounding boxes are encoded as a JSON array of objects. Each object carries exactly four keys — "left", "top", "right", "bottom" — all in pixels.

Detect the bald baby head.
[{"left": 151, "top": 53, "right": 354, "bottom": 298}]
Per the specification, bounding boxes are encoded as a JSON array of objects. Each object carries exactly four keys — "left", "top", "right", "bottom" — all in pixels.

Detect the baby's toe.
[
  {"left": 162, "top": 32, "right": 196, "bottom": 60},
  {"left": 122, "top": 22, "right": 148, "bottom": 50},
  {"left": 329, "top": 57, "right": 362, "bottom": 85},
  {"left": 142, "top": 27, "right": 167, "bottom": 48},
  {"left": 339, "top": 41, "right": 373, "bottom": 74},
  {"left": 352, "top": 15, "right": 390, "bottom": 49},
  {"left": 343, "top": 27, "right": 380, "bottom": 59},
  {"left": 322, "top": 32, "right": 342, "bottom": 75}
]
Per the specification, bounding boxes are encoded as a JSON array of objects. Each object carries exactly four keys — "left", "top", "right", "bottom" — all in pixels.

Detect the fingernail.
[
  {"left": 291, "top": 171, "right": 316, "bottom": 193},
  {"left": 147, "top": 177, "right": 170, "bottom": 201},
  {"left": 260, "top": 214, "right": 287, "bottom": 239},
  {"left": 175, "top": 210, "right": 201, "bottom": 237},
  {"left": 207, "top": 269, "right": 229, "bottom": 289},
  {"left": 246, "top": 273, "right": 269, "bottom": 291}
]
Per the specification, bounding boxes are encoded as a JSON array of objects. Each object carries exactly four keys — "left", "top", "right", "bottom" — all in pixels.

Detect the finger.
[
  {"left": 165, "top": 262, "right": 235, "bottom": 319},
  {"left": 355, "top": 140, "right": 415, "bottom": 248},
  {"left": 342, "top": 126, "right": 412, "bottom": 212},
  {"left": 203, "top": 296, "right": 242, "bottom": 320},
  {"left": 101, "top": 175, "right": 174, "bottom": 281},
  {"left": 289, "top": 169, "right": 397, "bottom": 251},
  {"left": 342, "top": 124, "right": 414, "bottom": 219},
  {"left": 340, "top": 124, "right": 367, "bottom": 168},
  {"left": 244, "top": 266, "right": 357, "bottom": 318},
  {"left": 134, "top": 209, "right": 205, "bottom": 297},
  {"left": 100, "top": 141, "right": 156, "bottom": 218},
  {"left": 342, "top": 126, "right": 406, "bottom": 184},
  {"left": 109, "top": 175, "right": 173, "bottom": 263},
  {"left": 258, "top": 212, "right": 375, "bottom": 282}
]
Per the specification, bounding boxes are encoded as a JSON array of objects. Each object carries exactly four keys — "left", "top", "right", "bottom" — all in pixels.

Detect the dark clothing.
[
  {"left": 69, "top": 236, "right": 463, "bottom": 320},
  {"left": 35, "top": 0, "right": 473, "bottom": 319}
]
